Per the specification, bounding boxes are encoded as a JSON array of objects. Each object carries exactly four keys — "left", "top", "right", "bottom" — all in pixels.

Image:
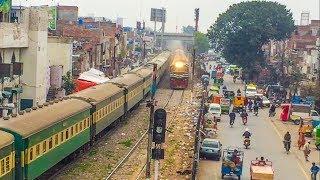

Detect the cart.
[
  {"left": 250, "top": 158, "right": 274, "bottom": 180},
  {"left": 221, "top": 148, "right": 243, "bottom": 179}
]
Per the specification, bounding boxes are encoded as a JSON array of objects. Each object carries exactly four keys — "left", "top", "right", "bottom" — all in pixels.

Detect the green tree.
[
  {"left": 62, "top": 71, "right": 75, "bottom": 95},
  {"left": 207, "top": 1, "right": 295, "bottom": 75},
  {"left": 194, "top": 32, "right": 210, "bottom": 55}
]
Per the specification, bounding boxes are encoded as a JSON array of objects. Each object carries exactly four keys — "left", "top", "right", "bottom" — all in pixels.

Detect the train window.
[
  {"left": 80, "top": 122, "right": 83, "bottom": 131},
  {"left": 49, "top": 138, "right": 53, "bottom": 149},
  {"left": 1, "top": 159, "right": 4, "bottom": 175},
  {"left": 36, "top": 144, "right": 40, "bottom": 157},
  {"left": 29, "top": 148, "right": 33, "bottom": 161},
  {"left": 5, "top": 157, "right": 9, "bottom": 172},
  {"left": 71, "top": 126, "right": 74, "bottom": 136},
  {"left": 88, "top": 118, "right": 90, "bottom": 127},
  {"left": 43, "top": 141, "right": 47, "bottom": 153},
  {"left": 66, "top": 129, "right": 69, "bottom": 140},
  {"left": 60, "top": 132, "right": 64, "bottom": 142},
  {"left": 84, "top": 120, "right": 87, "bottom": 129},
  {"left": 55, "top": 135, "right": 58, "bottom": 146},
  {"left": 76, "top": 124, "right": 79, "bottom": 133}
]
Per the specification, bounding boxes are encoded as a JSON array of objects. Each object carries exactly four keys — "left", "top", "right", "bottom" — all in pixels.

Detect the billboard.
[
  {"left": 0, "top": 0, "right": 11, "bottom": 13},
  {"left": 150, "top": 8, "right": 166, "bottom": 22},
  {"left": 48, "top": 6, "right": 57, "bottom": 30}
]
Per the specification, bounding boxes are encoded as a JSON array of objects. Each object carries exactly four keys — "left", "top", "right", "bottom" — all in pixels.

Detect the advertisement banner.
[
  {"left": 48, "top": 6, "right": 57, "bottom": 30},
  {"left": 0, "top": 0, "right": 11, "bottom": 13}
]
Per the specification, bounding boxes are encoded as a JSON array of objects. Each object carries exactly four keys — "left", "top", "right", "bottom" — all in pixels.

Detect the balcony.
[{"left": 0, "top": 22, "right": 28, "bottom": 48}]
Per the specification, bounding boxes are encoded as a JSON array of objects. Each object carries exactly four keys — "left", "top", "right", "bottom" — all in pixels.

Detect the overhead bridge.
[{"left": 156, "top": 33, "right": 194, "bottom": 51}]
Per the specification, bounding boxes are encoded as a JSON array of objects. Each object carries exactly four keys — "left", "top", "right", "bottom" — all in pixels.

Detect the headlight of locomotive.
[{"left": 174, "top": 61, "right": 184, "bottom": 68}]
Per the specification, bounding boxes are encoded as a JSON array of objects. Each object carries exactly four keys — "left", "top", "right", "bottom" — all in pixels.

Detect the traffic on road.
[{"left": 197, "top": 59, "right": 320, "bottom": 180}]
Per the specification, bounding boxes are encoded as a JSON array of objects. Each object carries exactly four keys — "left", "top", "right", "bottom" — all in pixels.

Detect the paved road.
[{"left": 198, "top": 62, "right": 310, "bottom": 180}]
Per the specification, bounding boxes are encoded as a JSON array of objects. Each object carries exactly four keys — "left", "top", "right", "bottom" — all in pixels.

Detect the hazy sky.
[{"left": 12, "top": 0, "right": 320, "bottom": 33}]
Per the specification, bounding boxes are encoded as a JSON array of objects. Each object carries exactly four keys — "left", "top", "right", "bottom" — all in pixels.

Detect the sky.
[{"left": 12, "top": 0, "right": 320, "bottom": 33}]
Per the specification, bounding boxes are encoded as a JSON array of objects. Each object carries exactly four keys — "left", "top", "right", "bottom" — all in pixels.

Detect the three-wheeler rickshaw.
[
  {"left": 250, "top": 158, "right": 274, "bottom": 180},
  {"left": 221, "top": 98, "right": 231, "bottom": 114},
  {"left": 221, "top": 148, "right": 243, "bottom": 179}
]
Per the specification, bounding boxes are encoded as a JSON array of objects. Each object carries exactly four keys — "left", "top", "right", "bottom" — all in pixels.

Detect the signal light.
[{"left": 153, "top": 108, "right": 167, "bottom": 144}]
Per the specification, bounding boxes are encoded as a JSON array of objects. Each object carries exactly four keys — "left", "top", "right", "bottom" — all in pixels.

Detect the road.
[{"left": 198, "top": 62, "right": 310, "bottom": 180}]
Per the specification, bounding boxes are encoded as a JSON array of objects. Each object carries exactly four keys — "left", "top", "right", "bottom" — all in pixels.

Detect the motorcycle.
[
  {"left": 248, "top": 105, "right": 253, "bottom": 112},
  {"left": 229, "top": 118, "right": 235, "bottom": 127},
  {"left": 244, "top": 138, "right": 250, "bottom": 149},
  {"left": 242, "top": 116, "right": 248, "bottom": 125},
  {"left": 283, "top": 140, "right": 291, "bottom": 154},
  {"left": 269, "top": 110, "right": 276, "bottom": 117},
  {"left": 253, "top": 109, "right": 258, "bottom": 116}
]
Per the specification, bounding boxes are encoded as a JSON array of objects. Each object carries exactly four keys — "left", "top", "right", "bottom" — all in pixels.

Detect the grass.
[
  {"left": 88, "top": 149, "right": 97, "bottom": 157},
  {"left": 119, "top": 139, "right": 133, "bottom": 148}
]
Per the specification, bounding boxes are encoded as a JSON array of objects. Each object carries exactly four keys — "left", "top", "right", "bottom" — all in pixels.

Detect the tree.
[
  {"left": 182, "top": 25, "right": 195, "bottom": 34},
  {"left": 194, "top": 32, "right": 210, "bottom": 55},
  {"left": 62, "top": 71, "right": 75, "bottom": 95},
  {"left": 207, "top": 1, "right": 295, "bottom": 76}
]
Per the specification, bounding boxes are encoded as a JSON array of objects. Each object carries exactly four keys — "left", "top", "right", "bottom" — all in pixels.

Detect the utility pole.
[
  {"left": 146, "top": 64, "right": 157, "bottom": 178},
  {"left": 160, "top": 7, "right": 165, "bottom": 50}
]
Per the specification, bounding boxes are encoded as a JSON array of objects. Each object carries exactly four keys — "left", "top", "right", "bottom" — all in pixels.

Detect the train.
[
  {"left": 0, "top": 52, "right": 170, "bottom": 180},
  {"left": 169, "top": 50, "right": 190, "bottom": 89}
]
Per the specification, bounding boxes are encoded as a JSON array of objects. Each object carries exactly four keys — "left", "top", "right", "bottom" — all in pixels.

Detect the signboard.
[
  {"left": 48, "top": 6, "right": 57, "bottom": 30},
  {"left": 0, "top": 0, "right": 11, "bottom": 13},
  {"left": 150, "top": 8, "right": 166, "bottom": 22}
]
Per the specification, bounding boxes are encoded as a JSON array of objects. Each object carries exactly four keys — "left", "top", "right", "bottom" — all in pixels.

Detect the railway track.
[{"left": 106, "top": 88, "right": 185, "bottom": 180}]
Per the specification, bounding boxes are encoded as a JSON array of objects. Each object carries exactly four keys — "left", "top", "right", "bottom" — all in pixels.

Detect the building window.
[{"left": 11, "top": 52, "right": 16, "bottom": 63}]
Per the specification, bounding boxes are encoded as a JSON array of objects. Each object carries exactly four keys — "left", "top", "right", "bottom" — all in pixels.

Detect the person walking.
[
  {"left": 298, "top": 132, "right": 306, "bottom": 150},
  {"left": 310, "top": 162, "right": 319, "bottom": 180},
  {"left": 303, "top": 141, "right": 311, "bottom": 161}
]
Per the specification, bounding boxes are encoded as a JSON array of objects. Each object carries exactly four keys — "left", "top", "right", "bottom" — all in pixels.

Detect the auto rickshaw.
[
  {"left": 221, "top": 148, "right": 244, "bottom": 179},
  {"left": 299, "top": 121, "right": 314, "bottom": 137},
  {"left": 233, "top": 96, "right": 245, "bottom": 112},
  {"left": 211, "top": 95, "right": 223, "bottom": 104},
  {"left": 209, "top": 85, "right": 220, "bottom": 97},
  {"left": 250, "top": 158, "right": 274, "bottom": 180},
  {"left": 221, "top": 98, "right": 231, "bottom": 114}
]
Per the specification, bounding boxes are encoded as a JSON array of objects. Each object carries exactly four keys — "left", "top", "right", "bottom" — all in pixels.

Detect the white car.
[{"left": 208, "top": 103, "right": 222, "bottom": 122}]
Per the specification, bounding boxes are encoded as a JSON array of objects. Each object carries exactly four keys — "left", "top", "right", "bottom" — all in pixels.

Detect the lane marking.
[{"left": 268, "top": 118, "right": 309, "bottom": 179}]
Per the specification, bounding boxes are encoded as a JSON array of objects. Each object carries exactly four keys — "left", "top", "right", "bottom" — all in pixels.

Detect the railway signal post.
[{"left": 146, "top": 64, "right": 158, "bottom": 178}]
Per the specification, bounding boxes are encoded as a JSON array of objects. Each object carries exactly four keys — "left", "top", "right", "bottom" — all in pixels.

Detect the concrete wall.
[
  {"left": 48, "top": 36, "right": 73, "bottom": 75},
  {"left": 20, "top": 7, "right": 48, "bottom": 106}
]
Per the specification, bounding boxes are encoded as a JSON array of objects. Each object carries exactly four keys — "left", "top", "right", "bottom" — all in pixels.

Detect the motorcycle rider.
[
  {"left": 248, "top": 99, "right": 253, "bottom": 111},
  {"left": 229, "top": 110, "right": 236, "bottom": 126},
  {"left": 253, "top": 103, "right": 259, "bottom": 115},
  {"left": 240, "top": 108, "right": 248, "bottom": 124},
  {"left": 233, "top": 75, "right": 237, "bottom": 83},
  {"left": 236, "top": 89, "right": 241, "bottom": 96},
  {"left": 243, "top": 128, "right": 252, "bottom": 147},
  {"left": 222, "top": 85, "right": 227, "bottom": 94},
  {"left": 269, "top": 103, "right": 276, "bottom": 117},
  {"left": 310, "top": 162, "right": 319, "bottom": 180},
  {"left": 243, "top": 128, "right": 252, "bottom": 138},
  {"left": 283, "top": 131, "right": 291, "bottom": 152}
]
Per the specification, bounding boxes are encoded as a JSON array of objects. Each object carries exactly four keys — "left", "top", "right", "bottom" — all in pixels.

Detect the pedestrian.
[
  {"left": 310, "top": 162, "right": 319, "bottom": 180},
  {"left": 298, "top": 132, "right": 306, "bottom": 150},
  {"left": 303, "top": 141, "right": 311, "bottom": 161}
]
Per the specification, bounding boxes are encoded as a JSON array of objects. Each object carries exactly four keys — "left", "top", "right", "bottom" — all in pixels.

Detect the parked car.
[
  {"left": 200, "top": 138, "right": 222, "bottom": 160},
  {"left": 208, "top": 103, "right": 222, "bottom": 122}
]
